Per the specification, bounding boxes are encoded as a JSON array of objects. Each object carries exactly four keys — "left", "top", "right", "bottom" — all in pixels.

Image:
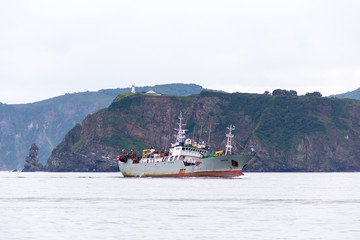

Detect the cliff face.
[
  {"left": 46, "top": 91, "right": 360, "bottom": 172},
  {"left": 0, "top": 83, "right": 203, "bottom": 170},
  {"left": 0, "top": 92, "right": 115, "bottom": 171}
]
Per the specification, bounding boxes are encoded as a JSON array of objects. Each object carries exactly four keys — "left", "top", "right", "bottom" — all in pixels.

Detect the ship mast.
[
  {"left": 225, "top": 124, "right": 235, "bottom": 155},
  {"left": 174, "top": 112, "right": 187, "bottom": 144}
]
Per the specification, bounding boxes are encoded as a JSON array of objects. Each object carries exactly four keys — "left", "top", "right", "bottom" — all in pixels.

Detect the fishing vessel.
[{"left": 117, "top": 114, "right": 255, "bottom": 178}]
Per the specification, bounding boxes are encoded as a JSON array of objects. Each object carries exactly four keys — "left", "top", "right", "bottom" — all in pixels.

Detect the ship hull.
[{"left": 118, "top": 154, "right": 254, "bottom": 178}]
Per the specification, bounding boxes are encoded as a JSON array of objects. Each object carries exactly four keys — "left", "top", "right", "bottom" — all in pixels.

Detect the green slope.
[
  {"left": 0, "top": 83, "right": 204, "bottom": 170},
  {"left": 47, "top": 91, "right": 360, "bottom": 172}
]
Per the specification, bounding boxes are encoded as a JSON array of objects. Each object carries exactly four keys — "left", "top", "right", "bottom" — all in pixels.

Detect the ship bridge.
[{"left": 171, "top": 145, "right": 208, "bottom": 158}]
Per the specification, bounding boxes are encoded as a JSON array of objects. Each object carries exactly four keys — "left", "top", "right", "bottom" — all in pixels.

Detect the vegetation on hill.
[
  {"left": 0, "top": 83, "right": 204, "bottom": 170},
  {"left": 47, "top": 90, "right": 360, "bottom": 172},
  {"left": 331, "top": 87, "right": 360, "bottom": 100}
]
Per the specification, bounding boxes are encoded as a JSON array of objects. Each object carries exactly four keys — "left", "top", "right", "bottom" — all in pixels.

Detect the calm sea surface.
[{"left": 0, "top": 172, "right": 359, "bottom": 240}]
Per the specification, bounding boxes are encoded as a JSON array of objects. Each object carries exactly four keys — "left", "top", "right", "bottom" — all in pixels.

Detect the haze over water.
[{"left": 0, "top": 172, "right": 359, "bottom": 240}]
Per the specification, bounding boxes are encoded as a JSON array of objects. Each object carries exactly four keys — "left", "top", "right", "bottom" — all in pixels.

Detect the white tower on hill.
[{"left": 131, "top": 84, "right": 136, "bottom": 93}]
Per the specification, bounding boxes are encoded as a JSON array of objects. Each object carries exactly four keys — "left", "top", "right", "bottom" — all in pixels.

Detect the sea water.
[{"left": 0, "top": 172, "right": 359, "bottom": 240}]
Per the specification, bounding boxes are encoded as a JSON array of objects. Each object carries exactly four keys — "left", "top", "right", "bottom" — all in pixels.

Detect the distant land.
[
  {"left": 330, "top": 88, "right": 360, "bottom": 100},
  {"left": 46, "top": 90, "right": 360, "bottom": 172},
  {"left": 0, "top": 83, "right": 204, "bottom": 170},
  {"left": 1, "top": 84, "right": 360, "bottom": 171}
]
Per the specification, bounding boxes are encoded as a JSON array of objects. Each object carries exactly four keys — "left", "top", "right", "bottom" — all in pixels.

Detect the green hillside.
[
  {"left": 0, "top": 83, "right": 204, "bottom": 170},
  {"left": 331, "top": 88, "right": 360, "bottom": 100},
  {"left": 47, "top": 91, "right": 360, "bottom": 172}
]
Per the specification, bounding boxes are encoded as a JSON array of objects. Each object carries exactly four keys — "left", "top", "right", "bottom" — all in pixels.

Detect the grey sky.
[{"left": 1, "top": 0, "right": 360, "bottom": 104}]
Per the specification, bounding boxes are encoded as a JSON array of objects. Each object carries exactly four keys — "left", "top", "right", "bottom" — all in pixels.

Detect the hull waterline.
[{"left": 119, "top": 154, "right": 255, "bottom": 178}]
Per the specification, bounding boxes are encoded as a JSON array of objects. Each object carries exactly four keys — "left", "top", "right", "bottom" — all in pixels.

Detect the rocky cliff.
[
  {"left": 22, "top": 143, "right": 43, "bottom": 172},
  {"left": 0, "top": 92, "right": 112, "bottom": 171},
  {"left": 46, "top": 91, "right": 360, "bottom": 172},
  {"left": 0, "top": 83, "right": 203, "bottom": 170}
]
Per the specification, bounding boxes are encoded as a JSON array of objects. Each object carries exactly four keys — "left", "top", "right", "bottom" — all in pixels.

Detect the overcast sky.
[{"left": 1, "top": 0, "right": 360, "bottom": 104}]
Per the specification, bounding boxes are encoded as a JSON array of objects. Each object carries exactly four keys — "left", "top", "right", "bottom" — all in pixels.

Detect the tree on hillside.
[
  {"left": 305, "top": 92, "right": 322, "bottom": 97},
  {"left": 272, "top": 89, "right": 298, "bottom": 96}
]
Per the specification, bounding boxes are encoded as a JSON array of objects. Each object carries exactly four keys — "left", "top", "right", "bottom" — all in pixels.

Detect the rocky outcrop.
[
  {"left": 46, "top": 91, "right": 360, "bottom": 172},
  {"left": 0, "top": 83, "right": 204, "bottom": 171},
  {"left": 22, "top": 144, "right": 44, "bottom": 172},
  {"left": 45, "top": 124, "right": 119, "bottom": 172}
]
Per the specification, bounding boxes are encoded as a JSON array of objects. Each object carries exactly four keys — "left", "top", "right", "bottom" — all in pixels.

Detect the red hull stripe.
[{"left": 123, "top": 170, "right": 244, "bottom": 178}]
